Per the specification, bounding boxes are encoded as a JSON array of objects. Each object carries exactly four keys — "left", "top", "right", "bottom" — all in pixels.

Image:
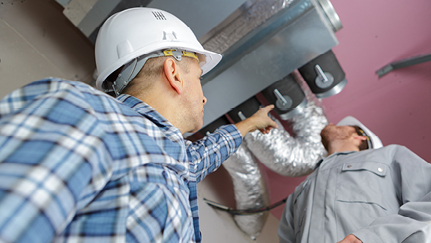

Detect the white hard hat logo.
[{"left": 163, "top": 31, "right": 177, "bottom": 41}]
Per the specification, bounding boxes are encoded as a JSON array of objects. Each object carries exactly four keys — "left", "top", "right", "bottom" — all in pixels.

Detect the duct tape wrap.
[
  {"left": 245, "top": 101, "right": 328, "bottom": 177},
  {"left": 222, "top": 143, "right": 270, "bottom": 239}
]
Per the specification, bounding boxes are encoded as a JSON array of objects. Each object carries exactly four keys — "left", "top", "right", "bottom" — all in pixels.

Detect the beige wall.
[
  {"left": 0, "top": 0, "right": 95, "bottom": 99},
  {"left": 198, "top": 166, "right": 280, "bottom": 242},
  {"left": 0, "top": 1, "right": 280, "bottom": 242}
]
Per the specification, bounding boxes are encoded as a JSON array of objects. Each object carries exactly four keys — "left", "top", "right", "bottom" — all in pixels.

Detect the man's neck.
[
  {"left": 128, "top": 86, "right": 185, "bottom": 133},
  {"left": 327, "top": 141, "right": 359, "bottom": 156}
]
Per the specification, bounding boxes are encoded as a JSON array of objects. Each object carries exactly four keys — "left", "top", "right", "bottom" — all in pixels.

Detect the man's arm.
[{"left": 186, "top": 105, "right": 277, "bottom": 182}]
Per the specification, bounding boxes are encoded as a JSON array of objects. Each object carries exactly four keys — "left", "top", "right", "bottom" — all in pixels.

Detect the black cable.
[{"left": 203, "top": 197, "right": 288, "bottom": 215}]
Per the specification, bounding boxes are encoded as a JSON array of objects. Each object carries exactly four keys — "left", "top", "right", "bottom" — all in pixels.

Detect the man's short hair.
[{"left": 117, "top": 56, "right": 193, "bottom": 95}]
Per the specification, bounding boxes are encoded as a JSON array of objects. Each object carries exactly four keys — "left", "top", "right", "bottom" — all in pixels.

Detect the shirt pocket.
[{"left": 336, "top": 161, "right": 388, "bottom": 210}]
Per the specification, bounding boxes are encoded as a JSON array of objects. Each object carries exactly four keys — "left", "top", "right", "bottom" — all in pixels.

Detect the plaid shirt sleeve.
[
  {"left": 0, "top": 79, "right": 116, "bottom": 242},
  {"left": 186, "top": 124, "right": 242, "bottom": 183},
  {"left": 185, "top": 125, "right": 242, "bottom": 242}
]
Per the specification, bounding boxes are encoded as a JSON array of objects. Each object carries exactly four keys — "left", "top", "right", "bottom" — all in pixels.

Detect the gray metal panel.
[
  {"left": 201, "top": 0, "right": 312, "bottom": 85},
  {"left": 201, "top": 6, "right": 338, "bottom": 128},
  {"left": 148, "top": 0, "right": 248, "bottom": 39}
]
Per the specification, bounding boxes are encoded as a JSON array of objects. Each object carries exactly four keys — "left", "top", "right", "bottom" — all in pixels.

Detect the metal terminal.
[
  {"left": 314, "top": 64, "right": 334, "bottom": 88},
  {"left": 274, "top": 89, "right": 288, "bottom": 106},
  {"left": 273, "top": 89, "right": 293, "bottom": 111},
  {"left": 238, "top": 111, "right": 247, "bottom": 121},
  {"left": 315, "top": 65, "right": 328, "bottom": 82}
]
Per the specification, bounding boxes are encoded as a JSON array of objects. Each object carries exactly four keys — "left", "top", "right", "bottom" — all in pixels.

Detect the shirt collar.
[
  {"left": 116, "top": 94, "right": 184, "bottom": 143},
  {"left": 315, "top": 151, "right": 358, "bottom": 169}
]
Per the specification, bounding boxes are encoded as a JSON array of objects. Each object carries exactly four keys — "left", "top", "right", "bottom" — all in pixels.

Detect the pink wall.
[{"left": 269, "top": 0, "right": 431, "bottom": 219}]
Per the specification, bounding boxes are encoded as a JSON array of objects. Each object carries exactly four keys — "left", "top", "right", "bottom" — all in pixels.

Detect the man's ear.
[
  {"left": 353, "top": 135, "right": 368, "bottom": 142},
  {"left": 163, "top": 58, "right": 183, "bottom": 94}
]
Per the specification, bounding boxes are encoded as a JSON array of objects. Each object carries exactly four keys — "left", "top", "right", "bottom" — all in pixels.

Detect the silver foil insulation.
[
  {"left": 222, "top": 144, "right": 270, "bottom": 239},
  {"left": 219, "top": 99, "right": 328, "bottom": 238},
  {"left": 245, "top": 100, "right": 328, "bottom": 177}
]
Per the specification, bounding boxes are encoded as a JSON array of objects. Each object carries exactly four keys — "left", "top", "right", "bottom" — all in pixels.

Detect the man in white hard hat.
[
  {"left": 278, "top": 116, "right": 431, "bottom": 243},
  {"left": 0, "top": 7, "right": 277, "bottom": 243}
]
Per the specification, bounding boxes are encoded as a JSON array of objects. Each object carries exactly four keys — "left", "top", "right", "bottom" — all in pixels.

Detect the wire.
[{"left": 203, "top": 197, "right": 288, "bottom": 215}]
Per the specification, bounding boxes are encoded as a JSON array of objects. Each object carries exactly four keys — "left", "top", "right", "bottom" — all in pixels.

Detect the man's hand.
[
  {"left": 235, "top": 105, "right": 278, "bottom": 137},
  {"left": 337, "top": 234, "right": 362, "bottom": 243}
]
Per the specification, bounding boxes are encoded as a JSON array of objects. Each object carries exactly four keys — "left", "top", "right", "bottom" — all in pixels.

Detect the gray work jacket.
[{"left": 278, "top": 145, "right": 431, "bottom": 243}]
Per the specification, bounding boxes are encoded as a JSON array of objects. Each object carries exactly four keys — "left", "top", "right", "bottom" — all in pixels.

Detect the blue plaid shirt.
[{"left": 0, "top": 78, "right": 242, "bottom": 243}]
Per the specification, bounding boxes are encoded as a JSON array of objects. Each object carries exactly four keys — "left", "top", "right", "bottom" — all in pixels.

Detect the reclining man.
[
  {"left": 278, "top": 116, "right": 431, "bottom": 243},
  {"left": 0, "top": 7, "right": 277, "bottom": 243}
]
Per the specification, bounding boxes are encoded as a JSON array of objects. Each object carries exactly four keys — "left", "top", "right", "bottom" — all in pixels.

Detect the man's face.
[
  {"left": 180, "top": 59, "right": 207, "bottom": 133},
  {"left": 320, "top": 123, "right": 357, "bottom": 143}
]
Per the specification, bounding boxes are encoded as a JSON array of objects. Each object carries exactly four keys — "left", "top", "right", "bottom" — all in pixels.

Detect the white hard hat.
[
  {"left": 95, "top": 7, "right": 222, "bottom": 94},
  {"left": 337, "top": 116, "right": 383, "bottom": 149}
]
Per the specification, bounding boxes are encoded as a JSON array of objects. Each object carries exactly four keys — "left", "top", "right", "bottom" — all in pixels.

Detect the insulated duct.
[
  {"left": 245, "top": 76, "right": 328, "bottom": 177},
  {"left": 222, "top": 144, "right": 270, "bottom": 240},
  {"left": 200, "top": 115, "right": 270, "bottom": 239},
  {"left": 225, "top": 98, "right": 272, "bottom": 239}
]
